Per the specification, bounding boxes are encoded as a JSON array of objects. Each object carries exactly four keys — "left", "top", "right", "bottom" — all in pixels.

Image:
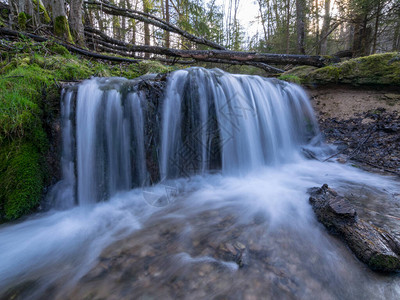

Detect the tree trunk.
[
  {"left": 165, "top": 0, "right": 170, "bottom": 48},
  {"left": 70, "top": 0, "right": 85, "bottom": 46},
  {"left": 352, "top": 14, "right": 371, "bottom": 57},
  {"left": 126, "top": 0, "right": 137, "bottom": 45},
  {"left": 320, "top": 0, "right": 330, "bottom": 55},
  {"left": 393, "top": 17, "right": 400, "bottom": 51},
  {"left": 121, "top": 0, "right": 126, "bottom": 42},
  {"left": 372, "top": 0, "right": 381, "bottom": 54},
  {"left": 50, "top": 0, "right": 74, "bottom": 43},
  {"left": 143, "top": 0, "right": 150, "bottom": 58},
  {"left": 314, "top": 0, "right": 320, "bottom": 54},
  {"left": 285, "top": 0, "right": 290, "bottom": 54},
  {"left": 10, "top": 0, "right": 35, "bottom": 29},
  {"left": 296, "top": 0, "right": 305, "bottom": 54},
  {"left": 113, "top": 15, "right": 121, "bottom": 41},
  {"left": 257, "top": 0, "right": 268, "bottom": 46}
]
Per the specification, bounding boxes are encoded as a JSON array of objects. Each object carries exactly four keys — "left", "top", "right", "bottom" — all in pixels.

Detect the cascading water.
[
  {"left": 52, "top": 68, "right": 321, "bottom": 205},
  {"left": 160, "top": 68, "right": 320, "bottom": 177},
  {"left": 1, "top": 68, "right": 400, "bottom": 299}
]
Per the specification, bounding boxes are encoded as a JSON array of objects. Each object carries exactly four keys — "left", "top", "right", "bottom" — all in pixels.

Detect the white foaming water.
[
  {"left": 0, "top": 68, "right": 399, "bottom": 298},
  {"left": 1, "top": 161, "right": 399, "bottom": 298},
  {"left": 160, "top": 68, "right": 321, "bottom": 178}
]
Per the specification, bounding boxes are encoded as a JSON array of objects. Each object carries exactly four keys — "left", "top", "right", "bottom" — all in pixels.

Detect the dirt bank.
[{"left": 308, "top": 85, "right": 400, "bottom": 176}]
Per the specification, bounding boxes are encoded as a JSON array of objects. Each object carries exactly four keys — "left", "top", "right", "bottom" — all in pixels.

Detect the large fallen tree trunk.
[
  {"left": 0, "top": 27, "right": 331, "bottom": 69},
  {"left": 86, "top": 39, "right": 282, "bottom": 70},
  {"left": 84, "top": 0, "right": 226, "bottom": 51},
  {"left": 85, "top": 27, "right": 284, "bottom": 72},
  {"left": 309, "top": 184, "right": 400, "bottom": 272},
  {"left": 85, "top": 26, "right": 326, "bottom": 67}
]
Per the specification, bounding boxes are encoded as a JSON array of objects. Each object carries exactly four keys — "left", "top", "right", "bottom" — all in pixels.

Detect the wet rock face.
[{"left": 309, "top": 184, "right": 400, "bottom": 272}]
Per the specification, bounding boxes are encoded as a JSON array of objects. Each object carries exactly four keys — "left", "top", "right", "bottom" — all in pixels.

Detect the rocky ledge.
[{"left": 309, "top": 184, "right": 400, "bottom": 272}]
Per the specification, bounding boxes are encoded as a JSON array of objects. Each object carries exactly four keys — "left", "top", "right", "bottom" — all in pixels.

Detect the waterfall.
[
  {"left": 3, "top": 68, "right": 400, "bottom": 300},
  {"left": 54, "top": 68, "right": 320, "bottom": 206},
  {"left": 160, "top": 68, "right": 320, "bottom": 177}
]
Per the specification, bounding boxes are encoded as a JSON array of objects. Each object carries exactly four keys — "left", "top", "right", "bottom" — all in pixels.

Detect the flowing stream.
[{"left": 1, "top": 68, "right": 399, "bottom": 299}]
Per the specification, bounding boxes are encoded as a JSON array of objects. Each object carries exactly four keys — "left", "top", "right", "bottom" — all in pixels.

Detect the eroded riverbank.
[{"left": 309, "top": 85, "right": 400, "bottom": 176}]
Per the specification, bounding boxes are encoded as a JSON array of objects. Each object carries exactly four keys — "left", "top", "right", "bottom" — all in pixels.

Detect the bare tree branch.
[{"left": 84, "top": 0, "right": 226, "bottom": 50}]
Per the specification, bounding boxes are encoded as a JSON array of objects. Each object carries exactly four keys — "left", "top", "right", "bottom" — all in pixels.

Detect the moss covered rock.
[
  {"left": 284, "top": 53, "right": 400, "bottom": 86},
  {"left": 0, "top": 141, "right": 44, "bottom": 221}
]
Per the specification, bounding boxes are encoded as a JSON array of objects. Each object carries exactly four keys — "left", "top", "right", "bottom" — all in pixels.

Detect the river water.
[{"left": 0, "top": 68, "right": 399, "bottom": 299}]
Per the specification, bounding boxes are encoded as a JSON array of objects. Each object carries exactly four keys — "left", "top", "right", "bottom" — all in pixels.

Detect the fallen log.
[
  {"left": 85, "top": 37, "right": 278, "bottom": 70},
  {"left": 0, "top": 27, "right": 140, "bottom": 63},
  {"left": 309, "top": 184, "right": 400, "bottom": 272},
  {"left": 85, "top": 27, "right": 284, "bottom": 72},
  {"left": 0, "top": 27, "right": 327, "bottom": 70}
]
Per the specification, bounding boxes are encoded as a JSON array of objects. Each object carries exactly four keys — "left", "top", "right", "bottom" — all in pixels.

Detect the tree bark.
[
  {"left": 121, "top": 0, "right": 127, "bottom": 42},
  {"left": 285, "top": 0, "right": 290, "bottom": 54},
  {"left": 143, "top": 0, "right": 150, "bottom": 58},
  {"left": 314, "top": 0, "right": 320, "bottom": 54},
  {"left": 257, "top": 0, "right": 267, "bottom": 43},
  {"left": 372, "top": 0, "right": 381, "bottom": 54},
  {"left": 320, "top": 0, "right": 330, "bottom": 54},
  {"left": 50, "top": 0, "right": 73, "bottom": 43},
  {"left": 165, "top": 0, "right": 170, "bottom": 48},
  {"left": 393, "top": 17, "right": 400, "bottom": 51},
  {"left": 69, "top": 0, "right": 85, "bottom": 46},
  {"left": 296, "top": 0, "right": 305, "bottom": 54}
]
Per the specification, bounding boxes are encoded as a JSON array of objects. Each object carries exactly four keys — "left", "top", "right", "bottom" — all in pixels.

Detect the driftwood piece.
[{"left": 309, "top": 184, "right": 400, "bottom": 272}]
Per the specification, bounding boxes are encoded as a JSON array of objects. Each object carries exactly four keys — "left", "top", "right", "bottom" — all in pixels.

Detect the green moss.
[
  {"left": 93, "top": 63, "right": 112, "bottom": 77},
  {"left": 32, "top": 0, "right": 51, "bottom": 24},
  {"left": 278, "top": 74, "right": 301, "bottom": 84},
  {"left": 47, "top": 55, "right": 92, "bottom": 80},
  {"left": 32, "top": 53, "right": 45, "bottom": 67},
  {"left": 0, "top": 141, "right": 44, "bottom": 221},
  {"left": 286, "top": 53, "right": 400, "bottom": 86},
  {"left": 137, "top": 60, "right": 173, "bottom": 75},
  {"left": 369, "top": 254, "right": 400, "bottom": 272},
  {"left": 47, "top": 42, "right": 70, "bottom": 56},
  {"left": 54, "top": 16, "right": 73, "bottom": 44},
  {"left": 312, "top": 66, "right": 341, "bottom": 83},
  {"left": 282, "top": 65, "right": 317, "bottom": 84},
  {"left": 18, "top": 12, "right": 28, "bottom": 30}
]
